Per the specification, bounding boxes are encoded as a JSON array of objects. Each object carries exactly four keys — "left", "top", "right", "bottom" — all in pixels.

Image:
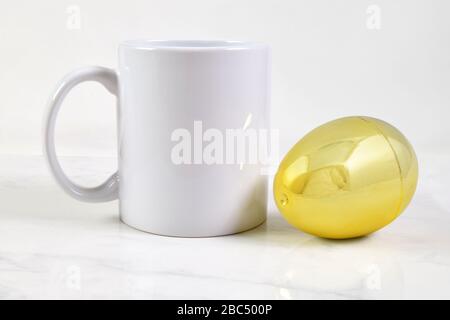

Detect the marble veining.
[{"left": 0, "top": 154, "right": 450, "bottom": 299}]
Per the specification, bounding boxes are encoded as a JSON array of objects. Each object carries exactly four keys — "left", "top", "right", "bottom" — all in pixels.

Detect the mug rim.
[{"left": 119, "top": 39, "right": 268, "bottom": 51}]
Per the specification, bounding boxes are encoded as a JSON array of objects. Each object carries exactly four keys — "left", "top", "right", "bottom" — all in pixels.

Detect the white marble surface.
[{"left": 1, "top": 153, "right": 450, "bottom": 299}]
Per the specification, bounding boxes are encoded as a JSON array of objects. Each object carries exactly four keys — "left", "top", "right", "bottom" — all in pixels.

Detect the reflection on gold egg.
[{"left": 274, "top": 116, "right": 418, "bottom": 239}]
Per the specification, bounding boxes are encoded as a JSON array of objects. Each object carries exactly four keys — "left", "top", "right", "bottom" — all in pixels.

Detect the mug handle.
[{"left": 44, "top": 66, "right": 119, "bottom": 202}]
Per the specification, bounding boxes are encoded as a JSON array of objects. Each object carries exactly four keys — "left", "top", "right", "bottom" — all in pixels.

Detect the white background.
[{"left": 1, "top": 0, "right": 449, "bottom": 158}]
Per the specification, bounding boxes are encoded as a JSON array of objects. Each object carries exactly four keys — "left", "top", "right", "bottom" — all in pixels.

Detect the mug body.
[{"left": 118, "top": 40, "right": 270, "bottom": 237}]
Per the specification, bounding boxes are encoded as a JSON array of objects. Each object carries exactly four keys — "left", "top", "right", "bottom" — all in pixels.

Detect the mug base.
[{"left": 119, "top": 216, "right": 267, "bottom": 238}]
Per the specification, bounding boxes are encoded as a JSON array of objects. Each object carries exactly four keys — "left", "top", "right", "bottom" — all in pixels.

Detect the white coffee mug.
[{"left": 44, "top": 40, "right": 270, "bottom": 237}]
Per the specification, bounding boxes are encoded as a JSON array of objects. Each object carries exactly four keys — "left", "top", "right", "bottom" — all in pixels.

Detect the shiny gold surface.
[{"left": 274, "top": 116, "right": 418, "bottom": 239}]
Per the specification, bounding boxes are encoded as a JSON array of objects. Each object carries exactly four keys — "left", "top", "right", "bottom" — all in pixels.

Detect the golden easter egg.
[{"left": 273, "top": 116, "right": 418, "bottom": 239}]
